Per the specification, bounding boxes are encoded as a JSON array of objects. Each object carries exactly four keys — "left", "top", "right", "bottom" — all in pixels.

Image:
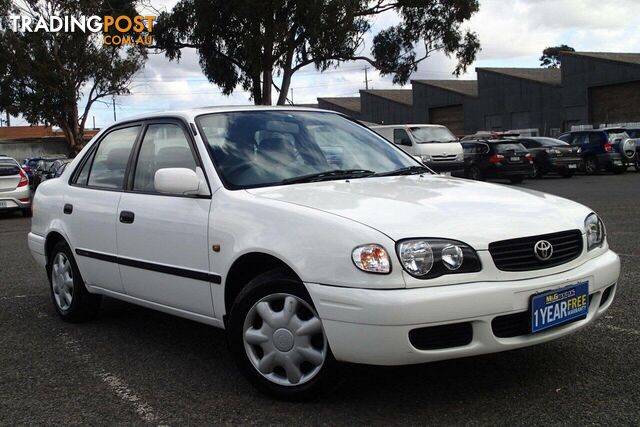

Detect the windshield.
[
  {"left": 197, "top": 111, "right": 419, "bottom": 189},
  {"left": 494, "top": 143, "right": 527, "bottom": 153},
  {"left": 409, "top": 126, "right": 457, "bottom": 143},
  {"left": 535, "top": 137, "right": 569, "bottom": 147}
]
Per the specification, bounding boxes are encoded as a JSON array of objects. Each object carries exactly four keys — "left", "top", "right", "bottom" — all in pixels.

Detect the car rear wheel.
[
  {"left": 48, "top": 241, "right": 101, "bottom": 322},
  {"left": 584, "top": 156, "right": 599, "bottom": 175},
  {"left": 531, "top": 162, "right": 543, "bottom": 179},
  {"left": 21, "top": 208, "right": 32, "bottom": 218},
  {"left": 467, "top": 165, "right": 483, "bottom": 181},
  {"left": 509, "top": 175, "right": 525, "bottom": 184},
  {"left": 228, "top": 269, "right": 337, "bottom": 400}
]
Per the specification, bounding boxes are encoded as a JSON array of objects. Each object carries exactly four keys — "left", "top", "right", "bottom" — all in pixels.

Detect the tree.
[
  {"left": 0, "top": 0, "right": 16, "bottom": 125},
  {"left": 540, "top": 44, "right": 575, "bottom": 68},
  {"left": 154, "top": 0, "right": 481, "bottom": 105},
  {"left": 1, "top": 0, "right": 147, "bottom": 153}
]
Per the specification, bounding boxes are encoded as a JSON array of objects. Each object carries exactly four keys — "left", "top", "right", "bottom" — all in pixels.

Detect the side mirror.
[{"left": 154, "top": 168, "right": 201, "bottom": 195}]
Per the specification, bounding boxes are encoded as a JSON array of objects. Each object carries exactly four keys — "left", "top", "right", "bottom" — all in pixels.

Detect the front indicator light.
[{"left": 352, "top": 244, "right": 391, "bottom": 274}]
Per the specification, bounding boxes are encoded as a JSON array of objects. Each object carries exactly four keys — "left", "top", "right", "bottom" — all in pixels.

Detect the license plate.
[
  {"left": 568, "top": 164, "right": 577, "bottom": 169},
  {"left": 530, "top": 281, "right": 589, "bottom": 333},
  {"left": 0, "top": 201, "right": 6, "bottom": 208},
  {"left": 613, "top": 160, "right": 622, "bottom": 165},
  {"left": 510, "top": 157, "right": 520, "bottom": 162}
]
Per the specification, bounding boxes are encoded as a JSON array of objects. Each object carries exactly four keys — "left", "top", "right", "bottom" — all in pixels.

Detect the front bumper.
[
  {"left": 306, "top": 249, "right": 620, "bottom": 365},
  {"left": 426, "top": 159, "right": 465, "bottom": 173}
]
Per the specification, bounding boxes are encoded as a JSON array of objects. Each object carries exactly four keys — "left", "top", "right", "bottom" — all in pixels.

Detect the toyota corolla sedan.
[{"left": 28, "top": 107, "right": 620, "bottom": 399}]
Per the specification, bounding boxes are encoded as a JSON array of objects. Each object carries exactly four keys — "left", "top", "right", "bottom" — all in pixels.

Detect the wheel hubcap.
[
  {"left": 51, "top": 253, "right": 73, "bottom": 311},
  {"left": 243, "top": 293, "right": 327, "bottom": 386}
]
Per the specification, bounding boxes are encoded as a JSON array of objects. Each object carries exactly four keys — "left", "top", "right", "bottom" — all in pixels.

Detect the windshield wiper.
[
  {"left": 371, "top": 165, "right": 432, "bottom": 177},
  {"left": 281, "top": 169, "right": 375, "bottom": 184}
]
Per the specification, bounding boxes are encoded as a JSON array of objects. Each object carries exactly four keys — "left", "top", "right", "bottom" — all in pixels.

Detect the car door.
[
  {"left": 64, "top": 124, "right": 142, "bottom": 293},
  {"left": 393, "top": 128, "right": 414, "bottom": 155},
  {"left": 116, "top": 120, "right": 214, "bottom": 316}
]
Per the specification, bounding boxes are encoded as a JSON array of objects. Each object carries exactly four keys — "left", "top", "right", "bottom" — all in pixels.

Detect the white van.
[{"left": 371, "top": 124, "right": 464, "bottom": 174}]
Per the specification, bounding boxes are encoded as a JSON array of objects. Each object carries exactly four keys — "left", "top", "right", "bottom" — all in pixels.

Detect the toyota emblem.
[{"left": 534, "top": 240, "right": 553, "bottom": 261}]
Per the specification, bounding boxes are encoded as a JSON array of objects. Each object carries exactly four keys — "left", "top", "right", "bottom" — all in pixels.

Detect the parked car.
[
  {"left": 558, "top": 129, "right": 634, "bottom": 174},
  {"left": 516, "top": 137, "right": 582, "bottom": 178},
  {"left": 371, "top": 124, "right": 464, "bottom": 174},
  {"left": 616, "top": 127, "right": 640, "bottom": 171},
  {"left": 41, "top": 159, "right": 72, "bottom": 183},
  {"left": 31, "top": 156, "right": 67, "bottom": 190},
  {"left": 459, "top": 139, "right": 533, "bottom": 183},
  {"left": 29, "top": 108, "right": 620, "bottom": 399},
  {"left": 22, "top": 157, "right": 44, "bottom": 179},
  {"left": 0, "top": 156, "right": 32, "bottom": 217}
]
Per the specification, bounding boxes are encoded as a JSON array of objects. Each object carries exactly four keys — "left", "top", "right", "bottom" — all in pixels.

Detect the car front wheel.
[
  {"left": 584, "top": 156, "right": 599, "bottom": 175},
  {"left": 48, "top": 241, "right": 101, "bottom": 322},
  {"left": 228, "top": 269, "right": 337, "bottom": 400}
]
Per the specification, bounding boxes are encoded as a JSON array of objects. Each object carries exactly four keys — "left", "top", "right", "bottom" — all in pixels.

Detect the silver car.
[{"left": 0, "top": 156, "right": 32, "bottom": 217}]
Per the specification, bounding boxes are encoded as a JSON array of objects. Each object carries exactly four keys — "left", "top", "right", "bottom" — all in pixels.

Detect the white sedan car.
[{"left": 28, "top": 107, "right": 620, "bottom": 399}]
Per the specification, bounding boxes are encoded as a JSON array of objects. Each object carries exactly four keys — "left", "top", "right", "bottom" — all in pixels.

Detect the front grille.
[
  {"left": 489, "top": 230, "right": 583, "bottom": 271},
  {"left": 409, "top": 322, "right": 473, "bottom": 350},
  {"left": 431, "top": 155, "right": 458, "bottom": 162}
]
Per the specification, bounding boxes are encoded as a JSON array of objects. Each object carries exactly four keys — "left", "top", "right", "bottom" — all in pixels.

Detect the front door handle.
[{"left": 119, "top": 210, "right": 135, "bottom": 224}]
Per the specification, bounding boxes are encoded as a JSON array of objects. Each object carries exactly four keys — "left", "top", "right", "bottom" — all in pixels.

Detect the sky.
[{"left": 10, "top": 0, "right": 640, "bottom": 127}]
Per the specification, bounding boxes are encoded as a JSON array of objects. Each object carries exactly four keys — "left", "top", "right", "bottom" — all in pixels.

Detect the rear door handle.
[
  {"left": 119, "top": 210, "right": 135, "bottom": 224},
  {"left": 63, "top": 204, "right": 73, "bottom": 215}
]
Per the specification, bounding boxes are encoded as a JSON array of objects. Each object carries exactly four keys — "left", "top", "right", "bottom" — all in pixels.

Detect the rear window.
[
  {"left": 493, "top": 143, "right": 527, "bottom": 153},
  {"left": 625, "top": 129, "right": 639, "bottom": 138},
  {"left": 535, "top": 137, "right": 569, "bottom": 147},
  {"left": 0, "top": 161, "right": 20, "bottom": 176}
]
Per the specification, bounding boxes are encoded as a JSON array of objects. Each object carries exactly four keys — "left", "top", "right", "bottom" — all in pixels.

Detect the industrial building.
[{"left": 317, "top": 51, "right": 640, "bottom": 135}]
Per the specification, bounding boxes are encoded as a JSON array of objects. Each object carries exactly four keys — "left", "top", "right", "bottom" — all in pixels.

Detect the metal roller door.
[
  {"left": 590, "top": 81, "right": 640, "bottom": 124},
  {"left": 429, "top": 105, "right": 464, "bottom": 135}
]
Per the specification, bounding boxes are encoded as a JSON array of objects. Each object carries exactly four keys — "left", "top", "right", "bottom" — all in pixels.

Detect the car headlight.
[
  {"left": 396, "top": 239, "right": 481, "bottom": 279},
  {"left": 585, "top": 213, "right": 605, "bottom": 251},
  {"left": 351, "top": 244, "right": 391, "bottom": 274},
  {"left": 420, "top": 154, "right": 432, "bottom": 163},
  {"left": 456, "top": 153, "right": 464, "bottom": 161}
]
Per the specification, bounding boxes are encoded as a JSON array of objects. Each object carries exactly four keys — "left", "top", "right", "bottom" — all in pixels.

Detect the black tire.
[
  {"left": 559, "top": 170, "right": 575, "bottom": 178},
  {"left": 509, "top": 175, "right": 525, "bottom": 184},
  {"left": 227, "top": 268, "right": 338, "bottom": 400},
  {"left": 467, "top": 165, "right": 484, "bottom": 181},
  {"left": 584, "top": 156, "right": 599, "bottom": 175},
  {"left": 21, "top": 207, "right": 32, "bottom": 218},
  {"left": 48, "top": 240, "right": 101, "bottom": 322},
  {"left": 531, "top": 162, "right": 543, "bottom": 179}
]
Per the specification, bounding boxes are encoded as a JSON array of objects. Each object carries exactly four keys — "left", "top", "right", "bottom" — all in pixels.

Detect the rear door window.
[
  {"left": 132, "top": 124, "right": 198, "bottom": 192},
  {"left": 494, "top": 143, "right": 527, "bottom": 153},
  {"left": 86, "top": 126, "right": 140, "bottom": 189}
]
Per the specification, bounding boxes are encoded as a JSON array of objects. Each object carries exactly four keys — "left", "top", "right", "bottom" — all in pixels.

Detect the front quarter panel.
[{"left": 209, "top": 189, "right": 404, "bottom": 316}]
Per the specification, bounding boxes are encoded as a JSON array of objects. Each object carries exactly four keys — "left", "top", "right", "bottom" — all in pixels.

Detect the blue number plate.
[{"left": 530, "top": 281, "right": 589, "bottom": 333}]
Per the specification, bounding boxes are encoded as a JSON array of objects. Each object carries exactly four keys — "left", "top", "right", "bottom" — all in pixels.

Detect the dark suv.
[
  {"left": 459, "top": 139, "right": 533, "bottom": 183},
  {"left": 517, "top": 137, "right": 582, "bottom": 178},
  {"left": 558, "top": 129, "right": 634, "bottom": 174}
]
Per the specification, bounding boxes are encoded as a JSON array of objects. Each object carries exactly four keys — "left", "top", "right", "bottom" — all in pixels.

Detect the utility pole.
[
  {"left": 93, "top": 115, "right": 96, "bottom": 130},
  {"left": 363, "top": 66, "right": 371, "bottom": 90},
  {"left": 5, "top": 111, "right": 9, "bottom": 127},
  {"left": 290, "top": 88, "right": 294, "bottom": 105},
  {"left": 112, "top": 95, "right": 117, "bottom": 122}
]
